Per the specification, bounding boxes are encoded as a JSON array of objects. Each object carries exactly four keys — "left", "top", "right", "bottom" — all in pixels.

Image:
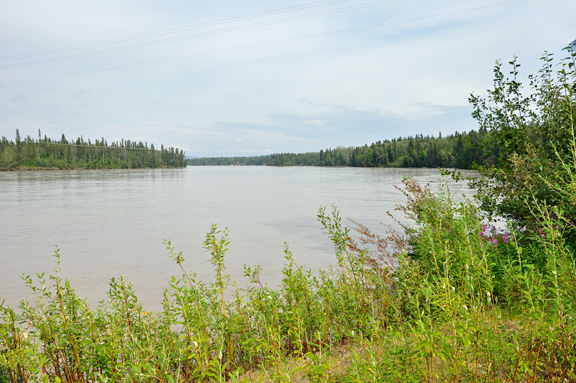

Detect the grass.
[{"left": 1, "top": 177, "right": 575, "bottom": 382}]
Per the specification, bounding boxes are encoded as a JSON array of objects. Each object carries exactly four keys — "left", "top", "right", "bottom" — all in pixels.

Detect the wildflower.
[
  {"left": 501, "top": 234, "right": 509, "bottom": 244},
  {"left": 537, "top": 228, "right": 545, "bottom": 239},
  {"left": 491, "top": 238, "right": 497, "bottom": 245}
]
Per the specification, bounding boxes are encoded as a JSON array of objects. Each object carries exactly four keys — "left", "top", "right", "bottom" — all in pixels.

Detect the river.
[{"left": 0, "top": 166, "right": 475, "bottom": 311}]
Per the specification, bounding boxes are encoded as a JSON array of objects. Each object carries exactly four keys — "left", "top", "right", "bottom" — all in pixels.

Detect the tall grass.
[{"left": 1, "top": 177, "right": 575, "bottom": 382}]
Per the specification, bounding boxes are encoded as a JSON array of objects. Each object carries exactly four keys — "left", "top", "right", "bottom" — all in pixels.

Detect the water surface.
[{"left": 0, "top": 166, "right": 474, "bottom": 310}]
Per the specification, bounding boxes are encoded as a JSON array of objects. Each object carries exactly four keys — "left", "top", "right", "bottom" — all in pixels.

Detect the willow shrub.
[
  {"left": 469, "top": 48, "right": 576, "bottom": 247},
  {"left": 343, "top": 177, "right": 576, "bottom": 382}
]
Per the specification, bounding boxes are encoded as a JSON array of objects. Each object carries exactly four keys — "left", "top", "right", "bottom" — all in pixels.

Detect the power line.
[
  {"left": 0, "top": 0, "right": 380, "bottom": 62},
  {"left": 0, "top": 0, "right": 401, "bottom": 70},
  {"left": 0, "top": 0, "right": 523, "bottom": 86}
]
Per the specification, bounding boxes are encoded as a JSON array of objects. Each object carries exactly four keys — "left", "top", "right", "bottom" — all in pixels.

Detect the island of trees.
[
  {"left": 188, "top": 129, "right": 488, "bottom": 168},
  {"left": 0, "top": 130, "right": 187, "bottom": 170}
]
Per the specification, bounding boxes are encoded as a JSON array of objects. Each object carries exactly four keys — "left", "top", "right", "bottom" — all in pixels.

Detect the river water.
[{"left": 0, "top": 166, "right": 475, "bottom": 311}]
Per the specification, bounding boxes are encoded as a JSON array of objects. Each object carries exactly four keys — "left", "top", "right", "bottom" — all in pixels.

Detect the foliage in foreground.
[
  {"left": 1, "top": 173, "right": 575, "bottom": 382},
  {"left": 469, "top": 49, "right": 576, "bottom": 246}
]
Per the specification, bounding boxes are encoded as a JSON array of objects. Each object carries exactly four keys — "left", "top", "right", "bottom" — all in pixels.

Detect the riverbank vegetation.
[
  {"left": 0, "top": 132, "right": 187, "bottom": 170},
  {"left": 188, "top": 129, "right": 486, "bottom": 168},
  {"left": 1, "top": 52, "right": 575, "bottom": 382}
]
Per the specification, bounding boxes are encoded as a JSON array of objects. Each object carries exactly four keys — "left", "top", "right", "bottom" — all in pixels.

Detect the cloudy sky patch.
[{"left": 0, "top": 0, "right": 573, "bottom": 156}]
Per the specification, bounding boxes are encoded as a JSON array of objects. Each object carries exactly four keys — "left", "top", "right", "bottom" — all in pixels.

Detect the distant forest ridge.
[
  {"left": 0, "top": 129, "right": 187, "bottom": 170},
  {"left": 189, "top": 128, "right": 488, "bottom": 169}
]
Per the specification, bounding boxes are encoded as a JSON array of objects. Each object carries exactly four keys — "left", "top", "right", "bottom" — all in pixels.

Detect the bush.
[{"left": 469, "top": 47, "right": 576, "bottom": 247}]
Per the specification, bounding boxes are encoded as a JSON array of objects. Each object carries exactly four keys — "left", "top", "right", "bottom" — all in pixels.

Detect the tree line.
[
  {"left": 188, "top": 128, "right": 488, "bottom": 168},
  {"left": 0, "top": 130, "right": 187, "bottom": 170}
]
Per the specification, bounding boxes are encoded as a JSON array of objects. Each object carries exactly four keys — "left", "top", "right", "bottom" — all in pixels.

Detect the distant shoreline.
[{"left": 0, "top": 165, "right": 185, "bottom": 172}]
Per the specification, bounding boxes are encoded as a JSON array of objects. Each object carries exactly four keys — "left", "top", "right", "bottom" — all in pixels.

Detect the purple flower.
[
  {"left": 501, "top": 234, "right": 509, "bottom": 244},
  {"left": 491, "top": 238, "right": 498, "bottom": 245},
  {"left": 537, "top": 228, "right": 545, "bottom": 239},
  {"left": 480, "top": 225, "right": 488, "bottom": 238}
]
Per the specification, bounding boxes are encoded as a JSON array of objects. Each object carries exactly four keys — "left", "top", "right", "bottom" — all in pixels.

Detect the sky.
[{"left": 0, "top": 0, "right": 574, "bottom": 157}]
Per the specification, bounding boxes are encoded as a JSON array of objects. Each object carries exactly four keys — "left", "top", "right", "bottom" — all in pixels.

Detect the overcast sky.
[{"left": 0, "top": 0, "right": 574, "bottom": 157}]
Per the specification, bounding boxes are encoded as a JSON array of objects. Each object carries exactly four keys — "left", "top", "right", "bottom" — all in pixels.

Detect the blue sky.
[{"left": 0, "top": 0, "right": 574, "bottom": 157}]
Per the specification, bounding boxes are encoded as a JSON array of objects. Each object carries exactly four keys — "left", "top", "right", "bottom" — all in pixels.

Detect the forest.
[
  {"left": 188, "top": 128, "right": 488, "bottom": 168},
  {"left": 0, "top": 130, "right": 187, "bottom": 170}
]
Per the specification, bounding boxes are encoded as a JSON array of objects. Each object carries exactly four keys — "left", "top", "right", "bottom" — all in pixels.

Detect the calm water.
[{"left": 0, "top": 166, "right": 474, "bottom": 311}]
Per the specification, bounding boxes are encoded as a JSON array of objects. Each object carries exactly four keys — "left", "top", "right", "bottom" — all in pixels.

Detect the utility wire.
[
  {"left": 0, "top": 0, "right": 523, "bottom": 86},
  {"left": 0, "top": 0, "right": 401, "bottom": 69},
  {"left": 0, "top": 0, "right": 377, "bottom": 62}
]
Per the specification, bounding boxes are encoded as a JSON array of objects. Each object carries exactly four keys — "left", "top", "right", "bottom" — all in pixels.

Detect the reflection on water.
[{"left": 0, "top": 167, "right": 475, "bottom": 311}]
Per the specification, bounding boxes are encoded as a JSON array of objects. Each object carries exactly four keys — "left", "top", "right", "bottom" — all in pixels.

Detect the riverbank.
[
  {"left": 1, "top": 166, "right": 63, "bottom": 171},
  {"left": 2, "top": 178, "right": 574, "bottom": 382},
  {"left": 0, "top": 165, "right": 186, "bottom": 171}
]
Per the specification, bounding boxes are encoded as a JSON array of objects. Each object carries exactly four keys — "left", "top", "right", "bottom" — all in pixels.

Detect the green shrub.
[{"left": 469, "top": 48, "right": 576, "bottom": 248}]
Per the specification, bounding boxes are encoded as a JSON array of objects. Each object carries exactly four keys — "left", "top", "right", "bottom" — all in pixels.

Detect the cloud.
[
  {"left": 9, "top": 93, "right": 27, "bottom": 103},
  {"left": 305, "top": 119, "right": 325, "bottom": 128},
  {"left": 0, "top": 0, "right": 573, "bottom": 156},
  {"left": 168, "top": 102, "right": 475, "bottom": 156}
]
